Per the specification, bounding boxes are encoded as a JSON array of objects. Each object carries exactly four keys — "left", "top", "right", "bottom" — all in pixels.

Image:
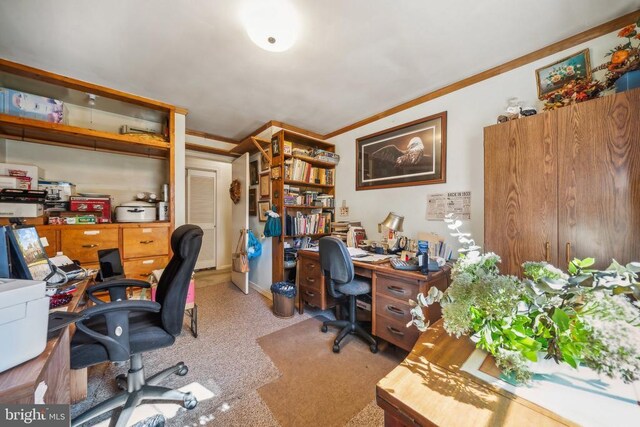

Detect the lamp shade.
[{"left": 381, "top": 212, "right": 404, "bottom": 232}]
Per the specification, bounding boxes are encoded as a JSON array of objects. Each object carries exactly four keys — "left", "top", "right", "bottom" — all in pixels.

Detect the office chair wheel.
[
  {"left": 115, "top": 373, "right": 127, "bottom": 390},
  {"left": 332, "top": 344, "right": 340, "bottom": 353},
  {"left": 177, "top": 365, "right": 189, "bottom": 376},
  {"left": 182, "top": 392, "right": 198, "bottom": 410},
  {"left": 321, "top": 325, "right": 328, "bottom": 333},
  {"left": 370, "top": 344, "right": 379, "bottom": 354}
]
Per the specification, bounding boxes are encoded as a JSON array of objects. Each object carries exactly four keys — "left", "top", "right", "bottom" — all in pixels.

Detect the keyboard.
[{"left": 390, "top": 258, "right": 420, "bottom": 271}]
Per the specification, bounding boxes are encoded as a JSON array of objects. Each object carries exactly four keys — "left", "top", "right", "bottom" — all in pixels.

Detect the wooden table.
[
  {"left": 296, "top": 250, "right": 451, "bottom": 351},
  {"left": 376, "top": 320, "right": 576, "bottom": 426},
  {"left": 0, "top": 278, "right": 91, "bottom": 404}
]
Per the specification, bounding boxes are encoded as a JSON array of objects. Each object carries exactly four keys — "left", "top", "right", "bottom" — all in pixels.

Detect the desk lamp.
[{"left": 380, "top": 212, "right": 404, "bottom": 252}]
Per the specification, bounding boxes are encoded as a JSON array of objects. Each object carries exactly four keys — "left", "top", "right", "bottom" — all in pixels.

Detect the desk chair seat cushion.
[
  {"left": 70, "top": 312, "right": 175, "bottom": 369},
  {"left": 336, "top": 277, "right": 371, "bottom": 296}
]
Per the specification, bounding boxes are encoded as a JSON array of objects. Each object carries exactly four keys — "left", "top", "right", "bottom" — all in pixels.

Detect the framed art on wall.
[
  {"left": 249, "top": 188, "right": 257, "bottom": 216},
  {"left": 535, "top": 49, "right": 591, "bottom": 99},
  {"left": 259, "top": 172, "right": 270, "bottom": 199},
  {"left": 356, "top": 112, "right": 447, "bottom": 191},
  {"left": 258, "top": 201, "right": 270, "bottom": 222},
  {"left": 271, "top": 134, "right": 280, "bottom": 157},
  {"left": 260, "top": 153, "right": 269, "bottom": 172},
  {"left": 250, "top": 160, "right": 259, "bottom": 185}
]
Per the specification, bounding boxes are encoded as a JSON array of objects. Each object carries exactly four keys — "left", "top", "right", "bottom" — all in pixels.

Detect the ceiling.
[{"left": 0, "top": 0, "right": 638, "bottom": 140}]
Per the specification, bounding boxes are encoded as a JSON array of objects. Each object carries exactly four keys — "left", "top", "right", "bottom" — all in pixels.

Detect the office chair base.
[
  {"left": 72, "top": 357, "right": 197, "bottom": 427},
  {"left": 322, "top": 318, "right": 378, "bottom": 354}
]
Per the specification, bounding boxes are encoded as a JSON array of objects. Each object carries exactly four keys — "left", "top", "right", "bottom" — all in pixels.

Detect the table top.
[
  {"left": 376, "top": 320, "right": 576, "bottom": 427},
  {"left": 0, "top": 278, "right": 91, "bottom": 401}
]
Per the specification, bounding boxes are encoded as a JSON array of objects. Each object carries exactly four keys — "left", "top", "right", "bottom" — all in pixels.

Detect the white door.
[
  {"left": 231, "top": 153, "right": 249, "bottom": 294},
  {"left": 187, "top": 169, "right": 217, "bottom": 270}
]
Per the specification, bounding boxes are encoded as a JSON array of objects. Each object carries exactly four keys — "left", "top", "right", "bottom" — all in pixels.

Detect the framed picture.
[
  {"left": 271, "top": 135, "right": 280, "bottom": 157},
  {"left": 249, "top": 188, "right": 257, "bottom": 216},
  {"left": 249, "top": 160, "right": 259, "bottom": 185},
  {"left": 535, "top": 49, "right": 591, "bottom": 99},
  {"left": 271, "top": 166, "right": 281, "bottom": 180},
  {"left": 258, "top": 201, "right": 270, "bottom": 222},
  {"left": 260, "top": 153, "right": 269, "bottom": 172},
  {"left": 259, "top": 172, "right": 270, "bottom": 199},
  {"left": 356, "top": 112, "right": 447, "bottom": 191}
]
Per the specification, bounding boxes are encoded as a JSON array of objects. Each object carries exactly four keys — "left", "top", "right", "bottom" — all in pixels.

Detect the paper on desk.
[
  {"left": 354, "top": 254, "right": 393, "bottom": 263},
  {"left": 347, "top": 247, "right": 369, "bottom": 258}
]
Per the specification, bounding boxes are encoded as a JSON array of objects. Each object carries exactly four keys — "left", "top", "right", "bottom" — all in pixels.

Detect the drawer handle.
[
  {"left": 140, "top": 240, "right": 155, "bottom": 244},
  {"left": 139, "top": 273, "right": 149, "bottom": 277},
  {"left": 386, "top": 285, "right": 406, "bottom": 295},
  {"left": 304, "top": 290, "right": 315, "bottom": 297},
  {"left": 82, "top": 244, "right": 98, "bottom": 248},
  {"left": 306, "top": 277, "right": 316, "bottom": 283},
  {"left": 306, "top": 263, "right": 316, "bottom": 269},
  {"left": 387, "top": 325, "right": 405, "bottom": 337},
  {"left": 386, "top": 305, "right": 405, "bottom": 316}
]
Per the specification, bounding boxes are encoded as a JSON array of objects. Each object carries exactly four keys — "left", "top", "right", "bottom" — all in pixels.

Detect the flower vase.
[{"left": 615, "top": 69, "right": 640, "bottom": 92}]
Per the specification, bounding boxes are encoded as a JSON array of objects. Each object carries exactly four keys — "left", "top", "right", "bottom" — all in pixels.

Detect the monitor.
[
  {"left": 6, "top": 226, "right": 54, "bottom": 281},
  {"left": 98, "top": 248, "right": 124, "bottom": 281},
  {"left": 0, "top": 227, "right": 9, "bottom": 278}
]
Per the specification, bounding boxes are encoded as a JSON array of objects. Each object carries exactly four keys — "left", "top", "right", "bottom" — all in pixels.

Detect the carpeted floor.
[{"left": 72, "top": 272, "right": 404, "bottom": 426}]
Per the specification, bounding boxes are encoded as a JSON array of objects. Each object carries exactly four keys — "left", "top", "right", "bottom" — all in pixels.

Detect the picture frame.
[
  {"left": 259, "top": 172, "right": 270, "bottom": 199},
  {"left": 248, "top": 188, "right": 257, "bottom": 216},
  {"left": 249, "top": 160, "right": 259, "bottom": 185},
  {"left": 356, "top": 112, "right": 447, "bottom": 191},
  {"left": 535, "top": 49, "right": 591, "bottom": 99},
  {"left": 271, "top": 166, "right": 281, "bottom": 180},
  {"left": 258, "top": 201, "right": 270, "bottom": 222},
  {"left": 271, "top": 135, "right": 280, "bottom": 157},
  {"left": 260, "top": 153, "right": 269, "bottom": 172}
]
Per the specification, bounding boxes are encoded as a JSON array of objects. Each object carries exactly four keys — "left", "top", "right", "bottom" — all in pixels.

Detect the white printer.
[{"left": 0, "top": 279, "right": 49, "bottom": 373}]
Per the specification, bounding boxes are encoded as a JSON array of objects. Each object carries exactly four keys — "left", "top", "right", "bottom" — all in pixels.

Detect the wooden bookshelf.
[
  {"left": 284, "top": 205, "right": 334, "bottom": 209},
  {"left": 284, "top": 179, "right": 334, "bottom": 189},
  {"left": 283, "top": 153, "right": 337, "bottom": 168}
]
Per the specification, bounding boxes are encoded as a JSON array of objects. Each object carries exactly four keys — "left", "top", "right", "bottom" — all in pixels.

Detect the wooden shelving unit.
[{"left": 270, "top": 129, "right": 336, "bottom": 283}]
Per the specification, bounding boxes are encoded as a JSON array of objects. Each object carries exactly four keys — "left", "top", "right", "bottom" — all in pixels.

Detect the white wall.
[
  {"left": 186, "top": 152, "right": 233, "bottom": 269},
  {"left": 248, "top": 151, "right": 273, "bottom": 295},
  {"left": 330, "top": 29, "right": 621, "bottom": 252}
]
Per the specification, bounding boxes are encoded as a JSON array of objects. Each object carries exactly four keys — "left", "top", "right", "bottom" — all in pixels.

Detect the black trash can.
[{"left": 270, "top": 281, "right": 297, "bottom": 318}]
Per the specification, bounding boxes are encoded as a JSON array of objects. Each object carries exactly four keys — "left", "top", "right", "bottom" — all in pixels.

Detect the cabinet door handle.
[
  {"left": 566, "top": 242, "right": 571, "bottom": 265},
  {"left": 82, "top": 244, "right": 98, "bottom": 248},
  {"left": 140, "top": 240, "right": 154, "bottom": 244},
  {"left": 387, "top": 325, "right": 405, "bottom": 337},
  {"left": 304, "top": 290, "right": 315, "bottom": 297},
  {"left": 139, "top": 273, "right": 149, "bottom": 277},
  {"left": 545, "top": 241, "right": 550, "bottom": 262},
  {"left": 306, "top": 263, "right": 316, "bottom": 269},
  {"left": 305, "top": 277, "right": 315, "bottom": 283},
  {"left": 386, "top": 305, "right": 405, "bottom": 316},
  {"left": 386, "top": 285, "right": 406, "bottom": 296}
]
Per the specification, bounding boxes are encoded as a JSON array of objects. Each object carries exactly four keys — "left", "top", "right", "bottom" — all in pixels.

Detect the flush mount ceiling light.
[{"left": 240, "top": 0, "right": 301, "bottom": 52}]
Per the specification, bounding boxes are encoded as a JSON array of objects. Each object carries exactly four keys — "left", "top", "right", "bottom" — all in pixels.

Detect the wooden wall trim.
[
  {"left": 174, "top": 107, "right": 189, "bottom": 115},
  {"left": 323, "top": 9, "right": 640, "bottom": 139},
  {"left": 270, "top": 121, "right": 326, "bottom": 140},
  {"left": 185, "top": 143, "right": 240, "bottom": 157},
  {"left": 185, "top": 129, "right": 239, "bottom": 144}
]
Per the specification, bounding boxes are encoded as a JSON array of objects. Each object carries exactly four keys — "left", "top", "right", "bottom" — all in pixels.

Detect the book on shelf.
[
  {"left": 331, "top": 221, "right": 362, "bottom": 242},
  {"left": 284, "top": 157, "right": 335, "bottom": 185},
  {"left": 285, "top": 211, "right": 332, "bottom": 236},
  {"left": 284, "top": 140, "right": 292, "bottom": 155},
  {"left": 283, "top": 189, "right": 334, "bottom": 207}
]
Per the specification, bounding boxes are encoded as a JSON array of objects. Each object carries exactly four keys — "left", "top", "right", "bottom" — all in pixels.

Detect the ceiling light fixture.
[{"left": 240, "top": 0, "right": 300, "bottom": 52}]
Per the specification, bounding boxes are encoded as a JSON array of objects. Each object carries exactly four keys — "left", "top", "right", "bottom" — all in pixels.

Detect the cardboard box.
[
  {"left": 0, "top": 163, "right": 44, "bottom": 190},
  {"left": 0, "top": 87, "right": 65, "bottom": 123},
  {"left": 69, "top": 196, "right": 112, "bottom": 223},
  {"left": 0, "top": 176, "right": 19, "bottom": 190},
  {"left": 39, "top": 180, "right": 76, "bottom": 201},
  {"left": 0, "top": 202, "right": 44, "bottom": 218}
]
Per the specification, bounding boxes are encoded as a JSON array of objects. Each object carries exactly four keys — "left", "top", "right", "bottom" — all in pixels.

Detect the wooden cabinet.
[
  {"left": 124, "top": 256, "right": 168, "bottom": 280},
  {"left": 485, "top": 89, "right": 640, "bottom": 274},
  {"left": 122, "top": 227, "right": 169, "bottom": 258},
  {"left": 297, "top": 251, "right": 338, "bottom": 310},
  {"left": 61, "top": 228, "right": 119, "bottom": 264}
]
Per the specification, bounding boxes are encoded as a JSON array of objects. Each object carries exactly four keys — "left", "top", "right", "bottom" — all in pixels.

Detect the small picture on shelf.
[
  {"left": 284, "top": 140, "right": 292, "bottom": 155},
  {"left": 249, "top": 188, "right": 257, "bottom": 216},
  {"left": 259, "top": 172, "right": 270, "bottom": 199},
  {"left": 271, "top": 135, "right": 280, "bottom": 157},
  {"left": 250, "top": 160, "right": 259, "bottom": 185},
  {"left": 271, "top": 166, "right": 281, "bottom": 180},
  {"left": 258, "top": 201, "right": 270, "bottom": 222}
]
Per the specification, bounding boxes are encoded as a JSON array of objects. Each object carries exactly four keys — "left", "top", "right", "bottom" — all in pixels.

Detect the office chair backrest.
[
  {"left": 155, "top": 224, "right": 203, "bottom": 336},
  {"left": 319, "top": 236, "right": 354, "bottom": 285}
]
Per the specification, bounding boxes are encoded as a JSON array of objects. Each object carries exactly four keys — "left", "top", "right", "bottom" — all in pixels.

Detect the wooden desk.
[
  {"left": 376, "top": 320, "right": 575, "bottom": 426},
  {"left": 296, "top": 250, "right": 450, "bottom": 351},
  {"left": 0, "top": 278, "right": 90, "bottom": 404}
]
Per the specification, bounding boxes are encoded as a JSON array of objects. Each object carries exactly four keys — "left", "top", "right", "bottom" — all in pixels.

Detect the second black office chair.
[{"left": 319, "top": 236, "right": 378, "bottom": 354}]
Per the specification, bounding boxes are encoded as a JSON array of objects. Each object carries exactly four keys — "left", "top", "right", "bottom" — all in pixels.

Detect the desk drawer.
[
  {"left": 61, "top": 228, "right": 119, "bottom": 264},
  {"left": 123, "top": 227, "right": 169, "bottom": 259},
  {"left": 376, "top": 274, "right": 419, "bottom": 302},
  {"left": 299, "top": 284, "right": 323, "bottom": 308},
  {"left": 376, "top": 293, "right": 416, "bottom": 323},
  {"left": 298, "top": 258, "right": 322, "bottom": 290},
  {"left": 375, "top": 314, "right": 420, "bottom": 351},
  {"left": 124, "top": 257, "right": 168, "bottom": 280}
]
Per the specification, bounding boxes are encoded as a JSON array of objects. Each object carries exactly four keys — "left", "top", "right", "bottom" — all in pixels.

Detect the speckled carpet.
[{"left": 71, "top": 273, "right": 399, "bottom": 426}]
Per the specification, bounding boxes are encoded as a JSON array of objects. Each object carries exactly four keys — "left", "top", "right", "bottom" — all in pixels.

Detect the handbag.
[
  {"left": 246, "top": 229, "right": 262, "bottom": 260},
  {"left": 232, "top": 229, "right": 250, "bottom": 273}
]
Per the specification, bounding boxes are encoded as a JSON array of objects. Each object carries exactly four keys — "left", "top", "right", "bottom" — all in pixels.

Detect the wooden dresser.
[
  {"left": 296, "top": 250, "right": 450, "bottom": 351},
  {"left": 36, "top": 222, "right": 171, "bottom": 279}
]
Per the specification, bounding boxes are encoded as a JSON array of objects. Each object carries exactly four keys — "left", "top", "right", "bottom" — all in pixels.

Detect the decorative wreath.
[{"left": 229, "top": 179, "right": 241, "bottom": 204}]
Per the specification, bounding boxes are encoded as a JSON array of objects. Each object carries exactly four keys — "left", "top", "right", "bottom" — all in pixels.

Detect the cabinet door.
[
  {"left": 557, "top": 90, "right": 640, "bottom": 269},
  {"left": 484, "top": 114, "right": 558, "bottom": 276}
]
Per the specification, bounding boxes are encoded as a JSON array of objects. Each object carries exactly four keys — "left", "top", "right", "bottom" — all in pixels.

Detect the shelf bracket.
[{"left": 251, "top": 137, "right": 272, "bottom": 165}]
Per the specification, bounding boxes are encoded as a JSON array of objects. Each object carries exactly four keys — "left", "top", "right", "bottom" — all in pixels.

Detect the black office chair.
[
  {"left": 319, "top": 236, "right": 378, "bottom": 354},
  {"left": 70, "top": 224, "right": 203, "bottom": 427}
]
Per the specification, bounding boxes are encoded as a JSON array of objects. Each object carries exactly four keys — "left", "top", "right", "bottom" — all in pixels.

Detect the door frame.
[{"left": 186, "top": 167, "right": 218, "bottom": 270}]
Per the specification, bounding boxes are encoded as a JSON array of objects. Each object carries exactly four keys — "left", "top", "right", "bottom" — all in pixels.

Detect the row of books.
[
  {"left": 283, "top": 189, "right": 334, "bottom": 207},
  {"left": 284, "top": 158, "right": 335, "bottom": 185},
  {"left": 285, "top": 211, "right": 332, "bottom": 236}
]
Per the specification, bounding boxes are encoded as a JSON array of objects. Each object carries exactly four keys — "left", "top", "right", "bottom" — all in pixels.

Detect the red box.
[{"left": 69, "top": 197, "right": 111, "bottom": 222}]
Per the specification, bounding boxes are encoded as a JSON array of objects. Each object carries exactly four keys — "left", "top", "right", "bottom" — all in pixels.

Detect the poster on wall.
[{"left": 427, "top": 191, "right": 471, "bottom": 220}]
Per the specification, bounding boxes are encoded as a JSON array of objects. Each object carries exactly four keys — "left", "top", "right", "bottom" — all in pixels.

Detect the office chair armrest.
[
  {"left": 87, "top": 279, "right": 152, "bottom": 304},
  {"left": 75, "top": 300, "right": 161, "bottom": 362}
]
